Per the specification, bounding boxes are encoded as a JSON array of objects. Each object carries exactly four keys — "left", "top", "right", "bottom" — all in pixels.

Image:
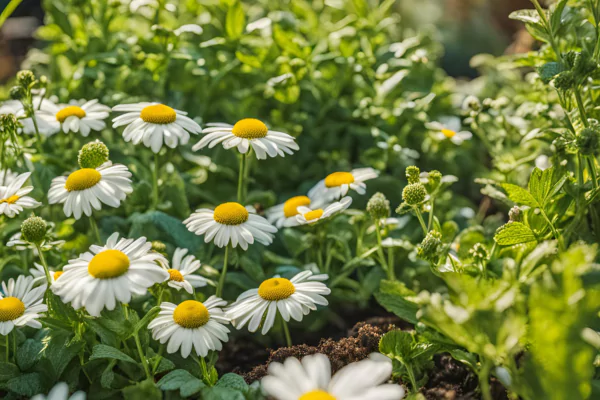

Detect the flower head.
[
  {"left": 0, "top": 172, "right": 41, "bottom": 217},
  {"left": 164, "top": 248, "right": 208, "bottom": 294},
  {"left": 367, "top": 192, "right": 390, "bottom": 220},
  {"left": 78, "top": 141, "right": 110, "bottom": 169},
  {"left": 296, "top": 197, "right": 353, "bottom": 225},
  {"left": 38, "top": 99, "right": 110, "bottom": 136},
  {"left": 31, "top": 382, "right": 85, "bottom": 400},
  {"left": 308, "top": 168, "right": 378, "bottom": 204},
  {"left": 0, "top": 275, "right": 47, "bottom": 335},
  {"left": 427, "top": 117, "right": 472, "bottom": 145},
  {"left": 266, "top": 196, "right": 312, "bottom": 228},
  {"left": 21, "top": 216, "right": 47, "bottom": 244}
]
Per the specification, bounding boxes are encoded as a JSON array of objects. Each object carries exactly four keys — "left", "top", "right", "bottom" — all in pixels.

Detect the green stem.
[
  {"left": 406, "top": 364, "right": 418, "bottom": 392},
  {"left": 574, "top": 88, "right": 589, "bottom": 127},
  {"left": 414, "top": 208, "right": 428, "bottom": 235},
  {"left": 237, "top": 153, "right": 247, "bottom": 203},
  {"left": 35, "top": 244, "right": 52, "bottom": 287},
  {"left": 4, "top": 334, "right": 8, "bottom": 362},
  {"left": 152, "top": 344, "right": 164, "bottom": 374},
  {"left": 0, "top": 0, "right": 23, "bottom": 30},
  {"left": 281, "top": 318, "right": 292, "bottom": 347},
  {"left": 89, "top": 216, "right": 101, "bottom": 243},
  {"left": 216, "top": 245, "right": 229, "bottom": 298},
  {"left": 531, "top": 0, "right": 562, "bottom": 60},
  {"left": 478, "top": 359, "right": 493, "bottom": 400},
  {"left": 151, "top": 153, "right": 159, "bottom": 209},
  {"left": 539, "top": 208, "right": 564, "bottom": 251},
  {"left": 587, "top": 156, "right": 599, "bottom": 189},
  {"left": 374, "top": 220, "right": 393, "bottom": 280},
  {"left": 428, "top": 199, "right": 435, "bottom": 231},
  {"left": 30, "top": 113, "right": 44, "bottom": 155},
  {"left": 133, "top": 332, "right": 151, "bottom": 380}
]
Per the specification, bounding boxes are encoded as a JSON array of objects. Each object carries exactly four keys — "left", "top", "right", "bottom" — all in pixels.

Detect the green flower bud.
[
  {"left": 16, "top": 70, "right": 35, "bottom": 87},
  {"left": 576, "top": 127, "right": 600, "bottom": 156},
  {"left": 553, "top": 71, "right": 575, "bottom": 91},
  {"left": 405, "top": 166, "right": 421, "bottom": 184},
  {"left": 463, "top": 95, "right": 481, "bottom": 112},
  {"left": 573, "top": 52, "right": 597, "bottom": 81},
  {"left": 0, "top": 113, "right": 19, "bottom": 132},
  {"left": 38, "top": 75, "right": 48, "bottom": 87},
  {"left": 469, "top": 243, "right": 489, "bottom": 263},
  {"left": 508, "top": 206, "right": 522, "bottom": 223},
  {"left": 9, "top": 86, "right": 24, "bottom": 100},
  {"left": 426, "top": 170, "right": 442, "bottom": 193},
  {"left": 402, "top": 183, "right": 427, "bottom": 205},
  {"left": 151, "top": 240, "right": 167, "bottom": 255},
  {"left": 366, "top": 192, "right": 390, "bottom": 220},
  {"left": 21, "top": 216, "right": 47, "bottom": 244},
  {"left": 417, "top": 230, "right": 442, "bottom": 262},
  {"left": 78, "top": 141, "right": 110, "bottom": 169}
]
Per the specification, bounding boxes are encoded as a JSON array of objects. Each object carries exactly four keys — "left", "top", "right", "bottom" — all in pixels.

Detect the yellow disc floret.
[
  {"left": 324, "top": 172, "right": 354, "bottom": 188},
  {"left": 213, "top": 202, "right": 249, "bottom": 225},
  {"left": 0, "top": 297, "right": 25, "bottom": 322},
  {"left": 441, "top": 128, "right": 456, "bottom": 138},
  {"left": 56, "top": 106, "right": 86, "bottom": 123},
  {"left": 53, "top": 271, "right": 63, "bottom": 281},
  {"left": 231, "top": 118, "right": 268, "bottom": 139},
  {"left": 303, "top": 209, "right": 324, "bottom": 221},
  {"left": 283, "top": 196, "right": 311, "bottom": 218},
  {"left": 258, "top": 278, "right": 296, "bottom": 301},
  {"left": 88, "top": 250, "right": 130, "bottom": 279},
  {"left": 173, "top": 300, "right": 210, "bottom": 328},
  {"left": 65, "top": 168, "right": 102, "bottom": 192},
  {"left": 0, "top": 195, "right": 19, "bottom": 204},
  {"left": 299, "top": 390, "right": 337, "bottom": 400},
  {"left": 168, "top": 269, "right": 184, "bottom": 282},
  {"left": 140, "top": 104, "right": 177, "bottom": 124}
]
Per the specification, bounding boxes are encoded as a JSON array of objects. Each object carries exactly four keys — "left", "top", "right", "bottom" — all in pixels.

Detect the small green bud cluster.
[
  {"left": 16, "top": 70, "right": 35, "bottom": 87},
  {"left": 417, "top": 230, "right": 442, "bottom": 262},
  {"left": 554, "top": 51, "right": 597, "bottom": 91},
  {"left": 21, "top": 216, "right": 47, "bottom": 244},
  {"left": 425, "top": 170, "right": 442, "bottom": 193},
  {"left": 78, "top": 141, "right": 110, "bottom": 169},
  {"left": 402, "top": 183, "right": 427, "bottom": 205},
  {"left": 366, "top": 192, "right": 390, "bottom": 220},
  {"left": 576, "top": 126, "right": 600, "bottom": 156},
  {"left": 0, "top": 114, "right": 19, "bottom": 133},
  {"left": 469, "top": 243, "right": 489, "bottom": 263},
  {"left": 151, "top": 240, "right": 167, "bottom": 256},
  {"left": 508, "top": 206, "right": 522, "bottom": 223},
  {"left": 405, "top": 166, "right": 420, "bottom": 184}
]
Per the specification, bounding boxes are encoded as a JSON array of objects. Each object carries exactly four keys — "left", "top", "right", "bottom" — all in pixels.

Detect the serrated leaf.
[
  {"left": 16, "top": 339, "right": 43, "bottom": 371},
  {"left": 157, "top": 369, "right": 205, "bottom": 395},
  {"left": 6, "top": 372, "right": 43, "bottom": 397},
  {"left": 374, "top": 280, "right": 418, "bottom": 324},
  {"left": 0, "top": 363, "right": 19, "bottom": 382},
  {"left": 509, "top": 9, "right": 544, "bottom": 24},
  {"left": 494, "top": 222, "right": 537, "bottom": 246},
  {"left": 215, "top": 373, "right": 248, "bottom": 391},
  {"left": 538, "top": 62, "right": 564, "bottom": 83},
  {"left": 43, "top": 333, "right": 84, "bottom": 380},
  {"left": 89, "top": 344, "right": 137, "bottom": 364},
  {"left": 501, "top": 183, "right": 538, "bottom": 208},
  {"left": 201, "top": 387, "right": 246, "bottom": 400}
]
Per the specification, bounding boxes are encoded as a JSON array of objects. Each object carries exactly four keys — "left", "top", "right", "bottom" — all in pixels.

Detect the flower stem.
[
  {"left": 428, "top": 198, "right": 435, "bottom": 231},
  {"left": 281, "top": 318, "right": 292, "bottom": 347},
  {"left": 133, "top": 332, "right": 151, "bottom": 380},
  {"left": 151, "top": 153, "right": 159, "bottom": 209},
  {"left": 89, "top": 216, "right": 101, "bottom": 243},
  {"left": 30, "top": 113, "right": 44, "bottom": 155},
  {"left": 35, "top": 244, "right": 52, "bottom": 287},
  {"left": 237, "top": 152, "right": 247, "bottom": 203},
  {"left": 414, "top": 208, "right": 428, "bottom": 235},
  {"left": 478, "top": 359, "right": 493, "bottom": 400},
  {"left": 4, "top": 334, "right": 8, "bottom": 362},
  {"left": 216, "top": 245, "right": 229, "bottom": 298},
  {"left": 374, "top": 220, "right": 393, "bottom": 280}
]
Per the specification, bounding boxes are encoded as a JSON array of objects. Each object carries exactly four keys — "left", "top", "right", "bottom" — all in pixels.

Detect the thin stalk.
[
  {"left": 574, "top": 88, "right": 589, "bottom": 127},
  {"left": 216, "top": 245, "right": 229, "bottom": 298},
  {"left": 237, "top": 153, "right": 247, "bottom": 203},
  {"left": 89, "top": 216, "right": 101, "bottom": 243},
  {"left": 374, "top": 220, "right": 393, "bottom": 280},
  {"left": 35, "top": 244, "right": 52, "bottom": 286},
  {"left": 133, "top": 332, "right": 151, "bottom": 380},
  {"left": 478, "top": 359, "right": 493, "bottom": 400},
  {"left": 30, "top": 113, "right": 44, "bottom": 155},
  {"left": 405, "top": 364, "right": 418, "bottom": 392},
  {"left": 414, "top": 208, "right": 428, "bottom": 235},
  {"left": 151, "top": 153, "right": 159, "bottom": 209},
  {"left": 152, "top": 344, "right": 165, "bottom": 374},
  {"left": 539, "top": 208, "right": 564, "bottom": 250},
  {"left": 531, "top": 0, "right": 562, "bottom": 60},
  {"left": 427, "top": 198, "right": 435, "bottom": 231},
  {"left": 388, "top": 248, "right": 395, "bottom": 281},
  {"left": 0, "top": 0, "right": 23, "bottom": 29},
  {"left": 281, "top": 318, "right": 292, "bottom": 347},
  {"left": 587, "top": 156, "right": 599, "bottom": 189}
]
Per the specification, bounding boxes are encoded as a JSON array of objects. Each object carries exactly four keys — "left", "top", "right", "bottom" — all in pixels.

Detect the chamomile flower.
[
  {"left": 184, "top": 202, "right": 277, "bottom": 250},
  {"left": 193, "top": 118, "right": 299, "bottom": 160},
  {"left": 308, "top": 168, "right": 379, "bottom": 203},
  {"left": 112, "top": 102, "right": 202, "bottom": 153},
  {"left": 31, "top": 382, "right": 85, "bottom": 400},
  {"left": 0, "top": 275, "right": 47, "bottom": 335},
  {"left": 265, "top": 196, "right": 312, "bottom": 228},
  {"left": 295, "top": 197, "right": 352, "bottom": 225},
  {"left": 165, "top": 248, "right": 208, "bottom": 294},
  {"left": 48, "top": 162, "right": 133, "bottom": 219},
  {"left": 0, "top": 172, "right": 41, "bottom": 217},
  {"left": 148, "top": 296, "right": 230, "bottom": 358},
  {"left": 261, "top": 352, "right": 405, "bottom": 400},
  {"left": 0, "top": 169, "right": 17, "bottom": 186},
  {"left": 227, "top": 271, "right": 330, "bottom": 335},
  {"left": 38, "top": 99, "right": 110, "bottom": 136},
  {"left": 0, "top": 98, "right": 60, "bottom": 136},
  {"left": 30, "top": 262, "right": 63, "bottom": 286},
  {"left": 52, "top": 233, "right": 169, "bottom": 317},
  {"left": 7, "top": 231, "right": 65, "bottom": 252},
  {"left": 427, "top": 117, "right": 472, "bottom": 145}
]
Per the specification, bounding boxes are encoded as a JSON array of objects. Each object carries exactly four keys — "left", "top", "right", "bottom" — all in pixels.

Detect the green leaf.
[
  {"left": 494, "top": 222, "right": 537, "bottom": 246},
  {"left": 374, "top": 280, "right": 419, "bottom": 324},
  {"left": 201, "top": 387, "right": 246, "bottom": 400},
  {"left": 0, "top": 362, "right": 19, "bottom": 382},
  {"left": 122, "top": 378, "right": 162, "bottom": 400},
  {"left": 501, "top": 183, "right": 538, "bottom": 208},
  {"left": 226, "top": 1, "right": 245, "bottom": 40},
  {"left": 6, "top": 372, "right": 43, "bottom": 397},
  {"left": 538, "top": 62, "right": 564, "bottom": 83},
  {"left": 16, "top": 339, "right": 43, "bottom": 371},
  {"left": 157, "top": 369, "right": 205, "bottom": 396},
  {"left": 379, "top": 330, "right": 414, "bottom": 364},
  {"left": 43, "top": 333, "right": 84, "bottom": 380},
  {"left": 101, "top": 360, "right": 117, "bottom": 389},
  {"left": 215, "top": 373, "right": 248, "bottom": 391},
  {"left": 130, "top": 306, "right": 160, "bottom": 338},
  {"left": 89, "top": 344, "right": 137, "bottom": 364}
]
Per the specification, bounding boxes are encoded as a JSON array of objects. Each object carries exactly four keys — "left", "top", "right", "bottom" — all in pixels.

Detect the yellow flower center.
[
  {"left": 258, "top": 278, "right": 295, "bottom": 301},
  {"left": 140, "top": 104, "right": 177, "bottom": 124},
  {"left": 303, "top": 209, "right": 324, "bottom": 221},
  {"left": 65, "top": 168, "right": 102, "bottom": 192},
  {"left": 0, "top": 195, "right": 19, "bottom": 204},
  {"left": 324, "top": 172, "right": 354, "bottom": 188},
  {"left": 173, "top": 300, "right": 210, "bottom": 328},
  {"left": 283, "top": 196, "right": 311, "bottom": 218},
  {"left": 213, "top": 202, "right": 249, "bottom": 225},
  {"left": 168, "top": 269, "right": 184, "bottom": 282},
  {"left": 299, "top": 390, "right": 337, "bottom": 400},
  {"left": 56, "top": 106, "right": 86, "bottom": 123},
  {"left": 88, "top": 250, "right": 130, "bottom": 279},
  {"left": 53, "top": 271, "right": 63, "bottom": 281},
  {"left": 441, "top": 128, "right": 456, "bottom": 138},
  {"left": 0, "top": 297, "right": 25, "bottom": 322},
  {"left": 231, "top": 118, "right": 268, "bottom": 139}
]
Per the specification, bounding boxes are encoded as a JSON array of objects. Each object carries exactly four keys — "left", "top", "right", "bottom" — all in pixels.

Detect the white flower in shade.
[
  {"left": 0, "top": 275, "right": 47, "bottom": 335},
  {"left": 112, "top": 102, "right": 202, "bottom": 153},
  {"left": 295, "top": 197, "right": 352, "bottom": 225},
  {"left": 7, "top": 232, "right": 65, "bottom": 252},
  {"left": 52, "top": 233, "right": 168, "bottom": 317},
  {"left": 165, "top": 248, "right": 208, "bottom": 294},
  {"left": 38, "top": 99, "right": 110, "bottom": 136},
  {"left": 48, "top": 162, "right": 133, "bottom": 219},
  {"left": 427, "top": 117, "right": 472, "bottom": 145},
  {"left": 265, "top": 195, "right": 313, "bottom": 228},
  {"left": 193, "top": 119, "right": 299, "bottom": 160},
  {"left": 227, "top": 271, "right": 330, "bottom": 335},
  {"left": 308, "top": 168, "right": 379, "bottom": 204},
  {"left": 148, "top": 296, "right": 230, "bottom": 358},
  {"left": 0, "top": 98, "right": 60, "bottom": 136},
  {"left": 31, "top": 382, "right": 85, "bottom": 400},
  {"left": 261, "top": 352, "right": 405, "bottom": 400},
  {"left": 0, "top": 169, "right": 17, "bottom": 186},
  {"left": 0, "top": 172, "right": 41, "bottom": 217},
  {"left": 184, "top": 202, "right": 277, "bottom": 250},
  {"left": 30, "top": 262, "right": 63, "bottom": 286}
]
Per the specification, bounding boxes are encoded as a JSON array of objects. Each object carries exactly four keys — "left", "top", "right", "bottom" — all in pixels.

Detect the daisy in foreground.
[
  {"left": 52, "top": 233, "right": 169, "bottom": 317},
  {"left": 48, "top": 162, "right": 133, "bottom": 219},
  {"left": 296, "top": 196, "right": 352, "bottom": 225},
  {"left": 184, "top": 201, "right": 277, "bottom": 250},
  {"left": 308, "top": 168, "right": 379, "bottom": 204},
  {"left": 227, "top": 270, "right": 330, "bottom": 336},
  {"left": 148, "top": 296, "right": 230, "bottom": 358},
  {"left": 261, "top": 353, "right": 405, "bottom": 400},
  {"left": 193, "top": 118, "right": 299, "bottom": 160},
  {"left": 0, "top": 171, "right": 41, "bottom": 217},
  {"left": 164, "top": 248, "right": 208, "bottom": 294},
  {"left": 31, "top": 382, "right": 85, "bottom": 400},
  {"left": 112, "top": 102, "right": 202, "bottom": 153},
  {"left": 38, "top": 99, "right": 110, "bottom": 136},
  {"left": 266, "top": 195, "right": 313, "bottom": 228},
  {"left": 426, "top": 117, "right": 472, "bottom": 145},
  {"left": 0, "top": 275, "right": 47, "bottom": 335}
]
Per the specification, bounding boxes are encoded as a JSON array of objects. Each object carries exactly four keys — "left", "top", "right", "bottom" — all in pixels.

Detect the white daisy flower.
[
  {"left": 0, "top": 172, "right": 41, "bottom": 217},
  {"left": 30, "top": 262, "right": 63, "bottom": 286},
  {"left": 262, "top": 352, "right": 405, "bottom": 400},
  {"left": 427, "top": 117, "right": 472, "bottom": 145},
  {"left": 48, "top": 161, "right": 133, "bottom": 220},
  {"left": 0, "top": 275, "right": 47, "bottom": 335},
  {"left": 295, "top": 197, "right": 353, "bottom": 225},
  {"left": 31, "top": 382, "right": 85, "bottom": 400},
  {"left": 192, "top": 118, "right": 299, "bottom": 160},
  {"left": 148, "top": 296, "right": 230, "bottom": 358},
  {"left": 112, "top": 102, "right": 202, "bottom": 153},
  {"left": 0, "top": 169, "right": 17, "bottom": 186},
  {"left": 184, "top": 202, "right": 277, "bottom": 250},
  {"left": 165, "top": 248, "right": 208, "bottom": 294},
  {"left": 38, "top": 99, "right": 110, "bottom": 136},
  {"left": 227, "top": 271, "right": 330, "bottom": 335},
  {"left": 308, "top": 168, "right": 379, "bottom": 204},
  {"left": 7, "top": 231, "right": 65, "bottom": 252},
  {"left": 52, "top": 233, "right": 169, "bottom": 317},
  {"left": 0, "top": 98, "right": 60, "bottom": 136},
  {"left": 265, "top": 195, "right": 312, "bottom": 228}
]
